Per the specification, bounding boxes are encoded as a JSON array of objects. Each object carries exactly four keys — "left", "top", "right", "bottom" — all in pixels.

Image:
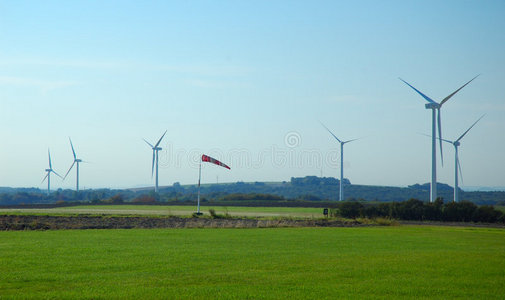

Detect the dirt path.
[{"left": 0, "top": 215, "right": 361, "bottom": 230}]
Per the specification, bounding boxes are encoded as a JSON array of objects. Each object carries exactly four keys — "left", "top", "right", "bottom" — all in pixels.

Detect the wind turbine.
[
  {"left": 399, "top": 75, "right": 479, "bottom": 202},
  {"left": 320, "top": 122, "right": 359, "bottom": 201},
  {"left": 440, "top": 115, "right": 484, "bottom": 203},
  {"left": 144, "top": 130, "right": 167, "bottom": 193},
  {"left": 42, "top": 149, "right": 62, "bottom": 195},
  {"left": 64, "top": 137, "right": 84, "bottom": 192}
]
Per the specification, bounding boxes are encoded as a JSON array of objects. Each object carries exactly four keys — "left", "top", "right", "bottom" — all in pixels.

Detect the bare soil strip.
[{"left": 0, "top": 215, "right": 362, "bottom": 230}]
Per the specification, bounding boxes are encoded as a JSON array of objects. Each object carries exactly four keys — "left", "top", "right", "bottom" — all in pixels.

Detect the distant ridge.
[
  {"left": 461, "top": 186, "right": 505, "bottom": 192},
  {"left": 1, "top": 177, "right": 504, "bottom": 205}
]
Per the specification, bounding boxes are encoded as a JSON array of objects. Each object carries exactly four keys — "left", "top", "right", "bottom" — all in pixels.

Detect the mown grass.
[
  {"left": 0, "top": 205, "right": 325, "bottom": 218},
  {"left": 1, "top": 226, "right": 504, "bottom": 299}
]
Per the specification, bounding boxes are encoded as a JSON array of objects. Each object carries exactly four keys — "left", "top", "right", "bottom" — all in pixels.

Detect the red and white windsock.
[
  {"left": 201, "top": 154, "right": 231, "bottom": 170},
  {"left": 196, "top": 154, "right": 230, "bottom": 214}
]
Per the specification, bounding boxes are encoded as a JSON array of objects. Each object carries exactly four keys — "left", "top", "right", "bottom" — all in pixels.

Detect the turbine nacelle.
[{"left": 425, "top": 102, "right": 440, "bottom": 109}]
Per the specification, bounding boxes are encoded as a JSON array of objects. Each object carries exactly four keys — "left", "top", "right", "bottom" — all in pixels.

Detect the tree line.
[{"left": 335, "top": 199, "right": 505, "bottom": 224}]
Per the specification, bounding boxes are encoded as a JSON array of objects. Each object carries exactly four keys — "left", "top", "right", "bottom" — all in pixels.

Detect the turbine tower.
[
  {"left": 440, "top": 115, "right": 484, "bottom": 203},
  {"left": 144, "top": 130, "right": 167, "bottom": 193},
  {"left": 64, "top": 138, "right": 84, "bottom": 192},
  {"left": 400, "top": 75, "right": 479, "bottom": 202},
  {"left": 42, "top": 149, "right": 62, "bottom": 195},
  {"left": 321, "top": 123, "right": 358, "bottom": 201}
]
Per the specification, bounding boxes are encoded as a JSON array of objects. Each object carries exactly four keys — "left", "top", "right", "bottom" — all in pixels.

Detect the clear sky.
[{"left": 1, "top": 0, "right": 504, "bottom": 190}]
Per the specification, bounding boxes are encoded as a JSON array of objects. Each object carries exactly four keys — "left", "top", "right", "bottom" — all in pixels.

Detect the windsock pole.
[{"left": 197, "top": 160, "right": 202, "bottom": 214}]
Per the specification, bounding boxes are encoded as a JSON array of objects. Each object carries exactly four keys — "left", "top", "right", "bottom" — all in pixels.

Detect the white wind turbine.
[
  {"left": 143, "top": 130, "right": 167, "bottom": 193},
  {"left": 42, "top": 149, "right": 62, "bottom": 195},
  {"left": 321, "top": 122, "right": 359, "bottom": 201},
  {"left": 64, "top": 138, "right": 84, "bottom": 192},
  {"left": 441, "top": 115, "right": 484, "bottom": 203},
  {"left": 399, "top": 75, "right": 479, "bottom": 202}
]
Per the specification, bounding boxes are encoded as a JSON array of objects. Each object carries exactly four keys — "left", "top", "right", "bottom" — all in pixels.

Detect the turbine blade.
[
  {"left": 41, "top": 172, "right": 49, "bottom": 183},
  {"left": 48, "top": 149, "right": 52, "bottom": 169},
  {"left": 151, "top": 150, "right": 155, "bottom": 178},
  {"left": 438, "top": 108, "right": 444, "bottom": 166},
  {"left": 399, "top": 78, "right": 436, "bottom": 104},
  {"left": 154, "top": 130, "right": 167, "bottom": 148},
  {"left": 440, "top": 74, "right": 480, "bottom": 106},
  {"left": 319, "top": 122, "right": 343, "bottom": 143},
  {"left": 457, "top": 156, "right": 464, "bottom": 185},
  {"left": 64, "top": 161, "right": 76, "bottom": 180},
  {"left": 419, "top": 132, "right": 453, "bottom": 144},
  {"left": 69, "top": 137, "right": 77, "bottom": 160},
  {"left": 52, "top": 170, "right": 63, "bottom": 179},
  {"left": 344, "top": 138, "right": 359, "bottom": 144},
  {"left": 143, "top": 138, "right": 154, "bottom": 148},
  {"left": 456, "top": 114, "right": 485, "bottom": 143}
]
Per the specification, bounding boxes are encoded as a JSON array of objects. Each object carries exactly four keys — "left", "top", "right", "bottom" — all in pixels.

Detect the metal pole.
[
  {"left": 155, "top": 150, "right": 159, "bottom": 193},
  {"left": 340, "top": 143, "right": 344, "bottom": 201},
  {"left": 431, "top": 108, "right": 437, "bottom": 203},
  {"left": 454, "top": 146, "right": 459, "bottom": 203},
  {"left": 197, "top": 160, "right": 201, "bottom": 213},
  {"left": 76, "top": 162, "right": 80, "bottom": 192},
  {"left": 47, "top": 172, "right": 50, "bottom": 195}
]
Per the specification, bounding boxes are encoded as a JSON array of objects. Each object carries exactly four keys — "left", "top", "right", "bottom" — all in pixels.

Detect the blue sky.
[{"left": 1, "top": 0, "right": 504, "bottom": 189}]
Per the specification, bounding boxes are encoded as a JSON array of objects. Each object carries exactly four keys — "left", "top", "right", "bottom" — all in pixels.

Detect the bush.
[
  {"left": 375, "top": 217, "right": 399, "bottom": 226},
  {"left": 444, "top": 201, "right": 477, "bottom": 222},
  {"left": 329, "top": 208, "right": 339, "bottom": 218},
  {"left": 498, "top": 213, "right": 505, "bottom": 224},
  {"left": 363, "top": 205, "right": 381, "bottom": 218},
  {"left": 109, "top": 194, "right": 124, "bottom": 204},
  {"left": 220, "top": 193, "right": 285, "bottom": 201},
  {"left": 338, "top": 201, "right": 364, "bottom": 219},
  {"left": 423, "top": 198, "right": 444, "bottom": 221},
  {"left": 208, "top": 209, "right": 231, "bottom": 219},
  {"left": 132, "top": 195, "right": 156, "bottom": 203},
  {"left": 398, "top": 199, "right": 424, "bottom": 220},
  {"left": 472, "top": 206, "right": 502, "bottom": 223},
  {"left": 321, "top": 200, "right": 503, "bottom": 224}
]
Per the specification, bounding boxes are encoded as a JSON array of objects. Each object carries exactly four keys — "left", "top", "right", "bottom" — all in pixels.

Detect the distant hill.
[
  {"left": 462, "top": 186, "right": 505, "bottom": 192},
  {"left": 0, "top": 187, "right": 42, "bottom": 194},
  {"left": 156, "top": 176, "right": 501, "bottom": 204},
  {"left": 1, "top": 176, "right": 505, "bottom": 205}
]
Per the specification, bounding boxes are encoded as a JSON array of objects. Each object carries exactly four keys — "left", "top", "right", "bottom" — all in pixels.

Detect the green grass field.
[
  {"left": 0, "top": 205, "right": 325, "bottom": 218},
  {"left": 1, "top": 226, "right": 504, "bottom": 299}
]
